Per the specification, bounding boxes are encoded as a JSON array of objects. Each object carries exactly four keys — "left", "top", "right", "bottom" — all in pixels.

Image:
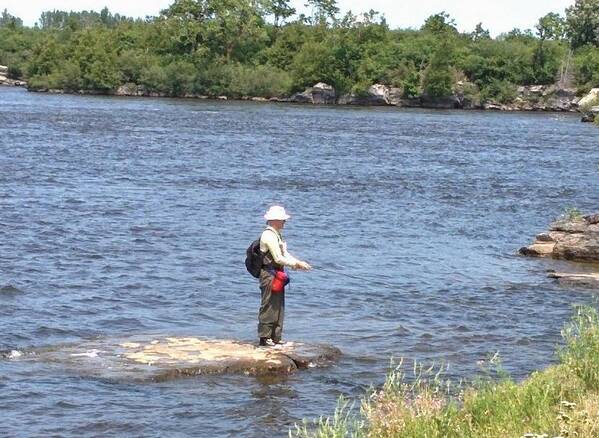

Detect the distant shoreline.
[{"left": 3, "top": 83, "right": 584, "bottom": 115}]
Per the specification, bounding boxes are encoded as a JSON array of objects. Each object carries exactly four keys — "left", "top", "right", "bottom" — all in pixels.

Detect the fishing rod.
[{"left": 312, "top": 266, "right": 400, "bottom": 289}]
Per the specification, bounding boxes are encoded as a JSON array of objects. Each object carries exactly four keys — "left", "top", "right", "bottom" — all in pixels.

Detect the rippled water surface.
[{"left": 1, "top": 87, "right": 598, "bottom": 436}]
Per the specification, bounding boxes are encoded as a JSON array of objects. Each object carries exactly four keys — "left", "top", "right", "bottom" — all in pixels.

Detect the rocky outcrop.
[
  {"left": 581, "top": 106, "right": 599, "bottom": 123},
  {"left": 0, "top": 65, "right": 26, "bottom": 87},
  {"left": 579, "top": 88, "right": 599, "bottom": 123},
  {"left": 483, "top": 85, "right": 578, "bottom": 112},
  {"left": 420, "top": 94, "right": 463, "bottom": 109},
  {"left": 289, "top": 82, "right": 336, "bottom": 104},
  {"left": 520, "top": 215, "right": 599, "bottom": 262},
  {"left": 114, "top": 83, "right": 185, "bottom": 98},
  {"left": 115, "top": 83, "right": 150, "bottom": 96},
  {"left": 224, "top": 81, "right": 574, "bottom": 111},
  {"left": 548, "top": 272, "right": 599, "bottom": 288},
  {"left": 521, "top": 214, "right": 599, "bottom": 288},
  {"left": 578, "top": 88, "right": 599, "bottom": 108},
  {"left": 5, "top": 335, "right": 341, "bottom": 382},
  {"left": 338, "top": 84, "right": 396, "bottom": 105}
]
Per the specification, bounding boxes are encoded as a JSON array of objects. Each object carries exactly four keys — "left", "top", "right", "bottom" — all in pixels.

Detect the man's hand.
[{"left": 295, "top": 261, "right": 312, "bottom": 271}]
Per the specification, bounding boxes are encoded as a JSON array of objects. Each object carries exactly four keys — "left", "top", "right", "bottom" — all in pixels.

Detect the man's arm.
[{"left": 281, "top": 241, "right": 311, "bottom": 270}]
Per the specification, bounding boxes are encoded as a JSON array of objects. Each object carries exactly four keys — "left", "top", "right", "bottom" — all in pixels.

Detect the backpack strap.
[{"left": 261, "top": 228, "right": 284, "bottom": 270}]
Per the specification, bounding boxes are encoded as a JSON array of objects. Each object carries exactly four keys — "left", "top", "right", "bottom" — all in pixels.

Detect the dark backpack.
[{"left": 245, "top": 238, "right": 264, "bottom": 278}]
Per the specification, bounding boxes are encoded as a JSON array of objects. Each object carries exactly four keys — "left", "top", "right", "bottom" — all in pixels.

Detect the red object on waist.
[{"left": 271, "top": 270, "right": 289, "bottom": 293}]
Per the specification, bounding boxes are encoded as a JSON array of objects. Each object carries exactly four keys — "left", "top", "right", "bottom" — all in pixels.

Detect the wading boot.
[{"left": 259, "top": 338, "right": 275, "bottom": 347}]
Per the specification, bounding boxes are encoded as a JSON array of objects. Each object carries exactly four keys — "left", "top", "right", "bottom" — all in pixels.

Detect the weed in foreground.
[{"left": 294, "top": 305, "right": 599, "bottom": 437}]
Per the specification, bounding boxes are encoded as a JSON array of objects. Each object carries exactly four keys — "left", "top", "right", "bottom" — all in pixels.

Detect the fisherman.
[{"left": 258, "top": 205, "right": 311, "bottom": 347}]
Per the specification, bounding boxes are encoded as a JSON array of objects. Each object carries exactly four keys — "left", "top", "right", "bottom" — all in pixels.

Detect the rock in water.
[
  {"left": 6, "top": 336, "right": 341, "bottom": 382},
  {"left": 519, "top": 216, "right": 599, "bottom": 262},
  {"left": 0, "top": 285, "right": 23, "bottom": 297},
  {"left": 548, "top": 272, "right": 599, "bottom": 288},
  {"left": 521, "top": 213, "right": 599, "bottom": 289}
]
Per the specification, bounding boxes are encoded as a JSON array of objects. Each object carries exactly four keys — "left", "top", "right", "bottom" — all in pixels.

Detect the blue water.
[{"left": 1, "top": 86, "right": 598, "bottom": 436}]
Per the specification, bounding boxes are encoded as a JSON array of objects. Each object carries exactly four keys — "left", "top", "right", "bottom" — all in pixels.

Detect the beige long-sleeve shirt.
[{"left": 259, "top": 226, "right": 300, "bottom": 268}]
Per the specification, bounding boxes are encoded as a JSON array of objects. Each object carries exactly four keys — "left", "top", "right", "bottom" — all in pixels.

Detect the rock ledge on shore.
[
  {"left": 520, "top": 214, "right": 599, "bottom": 262},
  {"left": 0, "top": 65, "right": 26, "bottom": 87},
  {"left": 520, "top": 213, "right": 599, "bottom": 287}
]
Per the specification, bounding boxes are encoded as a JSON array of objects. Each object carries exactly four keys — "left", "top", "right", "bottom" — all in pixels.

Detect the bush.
[
  {"left": 481, "top": 79, "right": 517, "bottom": 103},
  {"left": 573, "top": 45, "right": 599, "bottom": 89},
  {"left": 228, "top": 64, "right": 292, "bottom": 98},
  {"left": 163, "top": 60, "right": 196, "bottom": 96},
  {"left": 193, "top": 63, "right": 233, "bottom": 96},
  {"left": 8, "top": 62, "right": 23, "bottom": 79},
  {"left": 139, "top": 63, "right": 168, "bottom": 93},
  {"left": 57, "top": 60, "right": 82, "bottom": 91}
]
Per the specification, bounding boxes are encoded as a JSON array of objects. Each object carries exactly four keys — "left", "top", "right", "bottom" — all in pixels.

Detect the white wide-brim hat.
[{"left": 264, "top": 205, "right": 291, "bottom": 221}]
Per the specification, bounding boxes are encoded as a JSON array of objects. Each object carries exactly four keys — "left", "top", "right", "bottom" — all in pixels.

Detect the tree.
[
  {"left": 305, "top": 0, "right": 339, "bottom": 25},
  {"left": 471, "top": 22, "right": 490, "bottom": 41},
  {"left": 161, "top": 0, "right": 268, "bottom": 61},
  {"left": 0, "top": 9, "right": 23, "bottom": 29},
  {"left": 573, "top": 45, "right": 599, "bottom": 87},
  {"left": 536, "top": 12, "right": 566, "bottom": 40},
  {"left": 566, "top": 0, "right": 599, "bottom": 48},
  {"left": 422, "top": 37, "right": 455, "bottom": 97},
  {"left": 264, "top": 0, "right": 296, "bottom": 27},
  {"left": 421, "top": 12, "right": 457, "bottom": 35},
  {"left": 502, "top": 28, "right": 535, "bottom": 41}
]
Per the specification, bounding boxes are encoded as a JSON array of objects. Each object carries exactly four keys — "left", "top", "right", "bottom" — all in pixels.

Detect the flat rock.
[
  {"left": 519, "top": 242, "right": 555, "bottom": 257},
  {"left": 548, "top": 272, "right": 599, "bottom": 288},
  {"left": 521, "top": 214, "right": 599, "bottom": 262},
  {"left": 6, "top": 336, "right": 341, "bottom": 382}
]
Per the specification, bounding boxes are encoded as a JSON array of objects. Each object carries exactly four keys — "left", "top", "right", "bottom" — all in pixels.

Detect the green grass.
[
  {"left": 563, "top": 207, "right": 584, "bottom": 221},
  {"left": 293, "top": 305, "right": 599, "bottom": 438}
]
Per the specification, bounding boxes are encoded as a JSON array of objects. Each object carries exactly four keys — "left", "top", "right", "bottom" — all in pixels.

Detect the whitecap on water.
[{"left": 70, "top": 349, "right": 102, "bottom": 358}]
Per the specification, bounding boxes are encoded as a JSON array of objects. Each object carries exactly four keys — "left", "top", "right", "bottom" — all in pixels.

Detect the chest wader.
[{"left": 257, "top": 241, "right": 285, "bottom": 342}]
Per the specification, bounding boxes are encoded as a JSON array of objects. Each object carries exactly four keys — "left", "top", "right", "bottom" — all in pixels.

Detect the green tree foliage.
[
  {"left": 536, "top": 12, "right": 566, "bottom": 40},
  {"left": 573, "top": 45, "right": 599, "bottom": 88},
  {"left": 421, "top": 12, "right": 457, "bottom": 35},
  {"left": 471, "top": 23, "right": 491, "bottom": 41},
  {"left": 160, "top": 0, "right": 268, "bottom": 61},
  {"left": 0, "top": 9, "right": 23, "bottom": 28},
  {"left": 38, "top": 8, "right": 131, "bottom": 30},
  {"left": 566, "top": 0, "right": 599, "bottom": 48},
  {"left": 264, "top": 0, "right": 296, "bottom": 27},
  {"left": 305, "top": 0, "right": 340, "bottom": 25},
  {"left": 422, "top": 37, "right": 455, "bottom": 97},
  {"left": 0, "top": 15, "right": 38, "bottom": 78},
  {"left": 0, "top": 3, "right": 592, "bottom": 101}
]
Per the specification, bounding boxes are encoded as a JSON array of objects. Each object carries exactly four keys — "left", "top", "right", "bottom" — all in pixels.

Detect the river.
[{"left": 1, "top": 86, "right": 598, "bottom": 436}]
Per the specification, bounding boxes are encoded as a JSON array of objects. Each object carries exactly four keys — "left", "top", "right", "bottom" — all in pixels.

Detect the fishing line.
[{"left": 313, "top": 266, "right": 399, "bottom": 289}]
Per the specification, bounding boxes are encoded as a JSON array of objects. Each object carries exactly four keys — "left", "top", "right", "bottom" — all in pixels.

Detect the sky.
[{"left": 3, "top": 0, "right": 575, "bottom": 36}]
